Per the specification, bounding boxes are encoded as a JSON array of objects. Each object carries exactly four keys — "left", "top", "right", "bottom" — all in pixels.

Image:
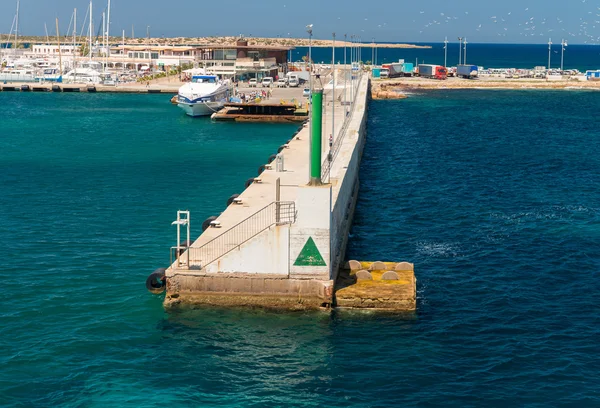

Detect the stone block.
[
  {"left": 369, "top": 261, "right": 387, "bottom": 271},
  {"left": 381, "top": 271, "right": 399, "bottom": 280},
  {"left": 395, "top": 262, "right": 414, "bottom": 271},
  {"left": 355, "top": 270, "right": 373, "bottom": 280}
]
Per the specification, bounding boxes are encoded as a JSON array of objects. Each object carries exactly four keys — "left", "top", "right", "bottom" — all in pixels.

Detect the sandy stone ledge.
[{"left": 371, "top": 77, "right": 600, "bottom": 95}]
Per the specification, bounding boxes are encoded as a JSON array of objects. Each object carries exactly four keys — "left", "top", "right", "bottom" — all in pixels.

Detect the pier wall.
[
  {"left": 165, "top": 76, "right": 370, "bottom": 309},
  {"left": 203, "top": 224, "right": 290, "bottom": 275},
  {"left": 329, "top": 94, "right": 369, "bottom": 281}
]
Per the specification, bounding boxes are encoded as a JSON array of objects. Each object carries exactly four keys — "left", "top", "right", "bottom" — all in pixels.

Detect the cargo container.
[
  {"left": 417, "top": 64, "right": 448, "bottom": 80},
  {"left": 457, "top": 64, "right": 478, "bottom": 79},
  {"left": 382, "top": 60, "right": 414, "bottom": 78}
]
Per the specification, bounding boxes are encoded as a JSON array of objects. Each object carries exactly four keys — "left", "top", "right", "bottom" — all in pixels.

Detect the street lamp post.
[
  {"left": 344, "top": 33, "right": 347, "bottom": 109},
  {"left": 372, "top": 37, "right": 375, "bottom": 66},
  {"left": 358, "top": 37, "right": 361, "bottom": 65},
  {"left": 350, "top": 35, "right": 354, "bottom": 107},
  {"left": 463, "top": 37, "right": 467, "bottom": 64},
  {"left": 458, "top": 37, "right": 462, "bottom": 66},
  {"left": 548, "top": 38, "right": 552, "bottom": 70},
  {"left": 306, "top": 24, "right": 313, "bottom": 181},
  {"left": 332, "top": 32, "right": 336, "bottom": 149},
  {"left": 443, "top": 36, "right": 448, "bottom": 67}
]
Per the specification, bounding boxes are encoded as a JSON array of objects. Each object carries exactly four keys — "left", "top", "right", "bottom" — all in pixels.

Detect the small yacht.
[
  {"left": 0, "top": 68, "right": 36, "bottom": 82},
  {"left": 35, "top": 68, "right": 62, "bottom": 83},
  {"left": 177, "top": 75, "right": 231, "bottom": 117}
]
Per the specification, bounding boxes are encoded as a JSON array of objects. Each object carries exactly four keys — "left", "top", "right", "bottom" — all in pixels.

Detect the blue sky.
[{"left": 3, "top": 0, "right": 600, "bottom": 44}]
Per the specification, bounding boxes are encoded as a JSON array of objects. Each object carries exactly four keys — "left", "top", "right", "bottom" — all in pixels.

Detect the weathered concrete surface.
[
  {"left": 334, "top": 261, "right": 416, "bottom": 311},
  {"left": 165, "top": 273, "right": 333, "bottom": 310}
]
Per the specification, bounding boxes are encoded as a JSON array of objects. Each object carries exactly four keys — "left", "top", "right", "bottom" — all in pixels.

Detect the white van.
[
  {"left": 261, "top": 77, "right": 273, "bottom": 87},
  {"left": 287, "top": 74, "right": 299, "bottom": 87}
]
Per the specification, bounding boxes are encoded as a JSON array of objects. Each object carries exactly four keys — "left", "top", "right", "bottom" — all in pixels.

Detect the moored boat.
[{"left": 177, "top": 74, "right": 231, "bottom": 117}]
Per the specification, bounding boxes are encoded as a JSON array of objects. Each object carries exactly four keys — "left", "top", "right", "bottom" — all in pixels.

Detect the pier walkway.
[{"left": 165, "top": 70, "right": 370, "bottom": 309}]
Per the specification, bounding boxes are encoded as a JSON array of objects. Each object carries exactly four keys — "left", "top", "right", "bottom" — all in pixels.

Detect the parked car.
[
  {"left": 302, "top": 88, "right": 311, "bottom": 97},
  {"left": 261, "top": 77, "right": 273, "bottom": 87},
  {"left": 276, "top": 78, "right": 288, "bottom": 87},
  {"left": 288, "top": 75, "right": 299, "bottom": 87},
  {"left": 248, "top": 78, "right": 258, "bottom": 87}
]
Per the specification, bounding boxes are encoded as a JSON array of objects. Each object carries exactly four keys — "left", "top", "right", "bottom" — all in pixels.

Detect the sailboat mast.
[
  {"left": 122, "top": 29, "right": 125, "bottom": 74},
  {"left": 89, "top": 0, "right": 92, "bottom": 61},
  {"left": 102, "top": 12, "right": 106, "bottom": 74},
  {"left": 56, "top": 18, "right": 62, "bottom": 77},
  {"left": 15, "top": 0, "right": 20, "bottom": 55},
  {"left": 106, "top": 0, "right": 111, "bottom": 50},
  {"left": 73, "top": 8, "right": 77, "bottom": 82}
]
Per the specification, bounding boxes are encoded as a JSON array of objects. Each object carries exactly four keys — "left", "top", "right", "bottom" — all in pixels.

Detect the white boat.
[
  {"left": 177, "top": 74, "right": 231, "bottom": 117},
  {"left": 62, "top": 67, "right": 102, "bottom": 84},
  {"left": 34, "top": 68, "right": 62, "bottom": 83},
  {"left": 0, "top": 68, "right": 36, "bottom": 82}
]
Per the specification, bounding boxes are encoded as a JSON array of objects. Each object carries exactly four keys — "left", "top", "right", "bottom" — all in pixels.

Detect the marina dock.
[
  {"left": 157, "top": 72, "right": 417, "bottom": 311},
  {"left": 211, "top": 102, "right": 308, "bottom": 122},
  {"left": 0, "top": 82, "right": 180, "bottom": 94}
]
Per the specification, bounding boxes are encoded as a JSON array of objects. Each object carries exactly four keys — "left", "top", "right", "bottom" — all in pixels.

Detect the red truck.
[{"left": 417, "top": 64, "right": 448, "bottom": 80}]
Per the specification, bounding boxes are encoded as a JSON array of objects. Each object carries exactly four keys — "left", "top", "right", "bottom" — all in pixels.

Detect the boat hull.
[{"left": 177, "top": 101, "right": 224, "bottom": 117}]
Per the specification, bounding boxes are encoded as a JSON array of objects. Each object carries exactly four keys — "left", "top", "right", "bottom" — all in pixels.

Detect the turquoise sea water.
[{"left": 1, "top": 90, "right": 599, "bottom": 406}]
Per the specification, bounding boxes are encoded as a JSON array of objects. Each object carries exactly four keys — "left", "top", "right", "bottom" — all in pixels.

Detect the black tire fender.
[
  {"left": 227, "top": 194, "right": 240, "bottom": 206},
  {"left": 146, "top": 268, "right": 167, "bottom": 294},
  {"left": 202, "top": 216, "right": 218, "bottom": 231}
]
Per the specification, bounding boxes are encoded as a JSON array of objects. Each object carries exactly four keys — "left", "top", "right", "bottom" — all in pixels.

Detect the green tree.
[{"left": 79, "top": 43, "right": 90, "bottom": 57}]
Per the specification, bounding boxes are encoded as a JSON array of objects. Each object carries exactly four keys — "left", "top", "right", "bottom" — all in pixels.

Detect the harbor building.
[
  {"left": 110, "top": 38, "right": 291, "bottom": 79},
  {"left": 3, "top": 38, "right": 292, "bottom": 80}
]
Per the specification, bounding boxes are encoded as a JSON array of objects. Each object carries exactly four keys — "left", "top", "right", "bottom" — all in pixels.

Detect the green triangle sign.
[{"left": 294, "top": 237, "right": 327, "bottom": 266}]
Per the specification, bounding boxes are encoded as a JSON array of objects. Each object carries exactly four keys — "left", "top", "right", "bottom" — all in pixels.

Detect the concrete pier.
[{"left": 164, "top": 71, "right": 371, "bottom": 309}]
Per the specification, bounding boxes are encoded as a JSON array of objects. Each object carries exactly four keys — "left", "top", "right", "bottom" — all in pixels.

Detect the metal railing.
[
  {"left": 173, "top": 201, "right": 296, "bottom": 270},
  {"left": 321, "top": 72, "right": 364, "bottom": 181}
]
